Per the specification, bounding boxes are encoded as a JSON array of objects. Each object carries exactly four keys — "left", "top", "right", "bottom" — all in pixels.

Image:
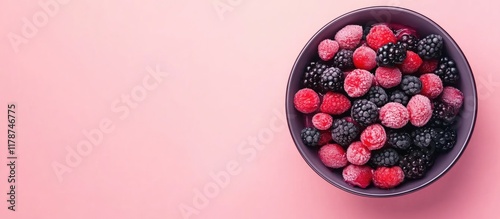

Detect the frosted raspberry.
[
  {"left": 344, "top": 69, "right": 374, "bottom": 97},
  {"left": 293, "top": 88, "right": 320, "bottom": 114},
  {"left": 334, "top": 25, "right": 363, "bottom": 50},
  {"left": 353, "top": 46, "right": 377, "bottom": 70},
  {"left": 346, "top": 141, "right": 371, "bottom": 165},
  {"left": 312, "top": 113, "right": 333, "bottom": 130},
  {"left": 360, "top": 124, "right": 387, "bottom": 150},
  {"left": 407, "top": 94, "right": 432, "bottom": 127},
  {"left": 379, "top": 102, "right": 409, "bottom": 129},
  {"left": 320, "top": 92, "right": 351, "bottom": 115},
  {"left": 318, "top": 39, "right": 339, "bottom": 61},
  {"left": 373, "top": 166, "right": 405, "bottom": 189},
  {"left": 318, "top": 144, "right": 348, "bottom": 168},
  {"left": 366, "top": 25, "right": 397, "bottom": 50},
  {"left": 343, "top": 165, "right": 373, "bottom": 189},
  {"left": 318, "top": 131, "right": 333, "bottom": 145},
  {"left": 399, "top": 51, "right": 423, "bottom": 74},
  {"left": 441, "top": 86, "right": 464, "bottom": 110},
  {"left": 420, "top": 73, "right": 443, "bottom": 99},
  {"left": 418, "top": 59, "right": 439, "bottom": 74},
  {"left": 375, "top": 67, "right": 402, "bottom": 89}
]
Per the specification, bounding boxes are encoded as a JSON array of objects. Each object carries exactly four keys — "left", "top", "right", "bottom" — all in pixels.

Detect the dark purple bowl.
[{"left": 286, "top": 6, "right": 477, "bottom": 197}]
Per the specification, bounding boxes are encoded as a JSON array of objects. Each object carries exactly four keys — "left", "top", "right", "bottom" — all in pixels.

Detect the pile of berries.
[{"left": 294, "top": 23, "right": 464, "bottom": 189}]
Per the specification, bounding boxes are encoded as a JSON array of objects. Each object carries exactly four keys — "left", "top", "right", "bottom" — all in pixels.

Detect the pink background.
[{"left": 1, "top": 0, "right": 499, "bottom": 218}]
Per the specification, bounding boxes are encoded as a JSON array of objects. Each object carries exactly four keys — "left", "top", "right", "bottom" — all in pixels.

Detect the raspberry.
[
  {"left": 334, "top": 25, "right": 363, "bottom": 50},
  {"left": 398, "top": 51, "right": 423, "bottom": 74},
  {"left": 294, "top": 88, "right": 320, "bottom": 114},
  {"left": 301, "top": 127, "right": 321, "bottom": 147},
  {"left": 318, "top": 39, "right": 339, "bottom": 61},
  {"left": 353, "top": 46, "right": 377, "bottom": 70},
  {"left": 361, "top": 124, "right": 387, "bottom": 150},
  {"left": 379, "top": 102, "right": 409, "bottom": 129},
  {"left": 343, "top": 165, "right": 373, "bottom": 188},
  {"left": 346, "top": 141, "right": 371, "bottom": 165},
  {"left": 407, "top": 94, "right": 432, "bottom": 127},
  {"left": 372, "top": 166, "right": 405, "bottom": 189},
  {"left": 418, "top": 59, "right": 439, "bottom": 74},
  {"left": 331, "top": 118, "right": 360, "bottom": 147},
  {"left": 344, "top": 69, "right": 374, "bottom": 97},
  {"left": 375, "top": 66, "right": 402, "bottom": 89},
  {"left": 366, "top": 25, "right": 397, "bottom": 50},
  {"left": 419, "top": 73, "right": 443, "bottom": 99},
  {"left": 318, "top": 130, "right": 333, "bottom": 145},
  {"left": 320, "top": 92, "right": 351, "bottom": 115},
  {"left": 318, "top": 144, "right": 348, "bottom": 168},
  {"left": 440, "top": 86, "right": 464, "bottom": 110},
  {"left": 312, "top": 113, "right": 333, "bottom": 130}
]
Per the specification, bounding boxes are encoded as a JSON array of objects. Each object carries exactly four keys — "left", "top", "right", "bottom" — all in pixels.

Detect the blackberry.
[
  {"left": 331, "top": 118, "right": 360, "bottom": 147},
  {"left": 417, "top": 34, "right": 443, "bottom": 60},
  {"left": 387, "top": 131, "right": 412, "bottom": 150},
  {"left": 411, "top": 127, "right": 437, "bottom": 148},
  {"left": 434, "top": 127, "right": 457, "bottom": 152},
  {"left": 303, "top": 62, "right": 329, "bottom": 92},
  {"left": 376, "top": 42, "right": 407, "bottom": 66},
  {"left": 370, "top": 148, "right": 400, "bottom": 167},
  {"left": 362, "top": 23, "right": 374, "bottom": 40},
  {"left": 397, "top": 34, "right": 418, "bottom": 52},
  {"left": 400, "top": 75, "right": 422, "bottom": 96},
  {"left": 301, "top": 127, "right": 320, "bottom": 147},
  {"left": 434, "top": 57, "right": 459, "bottom": 85},
  {"left": 399, "top": 147, "right": 434, "bottom": 179},
  {"left": 320, "top": 67, "right": 344, "bottom": 92},
  {"left": 432, "top": 101, "right": 458, "bottom": 124},
  {"left": 332, "top": 49, "right": 354, "bottom": 70},
  {"left": 351, "top": 99, "right": 379, "bottom": 126},
  {"left": 365, "top": 86, "right": 389, "bottom": 107},
  {"left": 389, "top": 90, "right": 410, "bottom": 106}
]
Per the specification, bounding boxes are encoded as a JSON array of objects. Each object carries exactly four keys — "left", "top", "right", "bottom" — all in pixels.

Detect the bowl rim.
[{"left": 285, "top": 5, "right": 478, "bottom": 197}]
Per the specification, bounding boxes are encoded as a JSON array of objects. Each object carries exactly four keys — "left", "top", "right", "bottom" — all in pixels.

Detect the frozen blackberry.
[
  {"left": 434, "top": 127, "right": 457, "bottom": 152},
  {"left": 432, "top": 101, "right": 458, "bottom": 125},
  {"left": 303, "top": 62, "right": 329, "bottom": 92},
  {"left": 411, "top": 127, "right": 437, "bottom": 148},
  {"left": 400, "top": 75, "right": 422, "bottom": 96},
  {"left": 389, "top": 90, "right": 410, "bottom": 106},
  {"left": 370, "top": 148, "right": 400, "bottom": 167},
  {"left": 376, "top": 42, "right": 407, "bottom": 66},
  {"left": 351, "top": 99, "right": 379, "bottom": 126},
  {"left": 362, "top": 23, "right": 374, "bottom": 40},
  {"left": 434, "top": 57, "right": 459, "bottom": 85},
  {"left": 301, "top": 127, "right": 321, "bottom": 147},
  {"left": 331, "top": 118, "right": 360, "bottom": 147},
  {"left": 332, "top": 49, "right": 354, "bottom": 70},
  {"left": 365, "top": 86, "right": 389, "bottom": 107},
  {"left": 417, "top": 34, "right": 443, "bottom": 60},
  {"left": 398, "top": 34, "right": 418, "bottom": 52},
  {"left": 320, "top": 67, "right": 344, "bottom": 92},
  {"left": 399, "top": 147, "right": 434, "bottom": 179},
  {"left": 387, "top": 131, "right": 412, "bottom": 150}
]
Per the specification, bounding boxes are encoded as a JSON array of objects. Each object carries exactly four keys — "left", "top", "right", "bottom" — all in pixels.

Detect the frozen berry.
[
  {"left": 366, "top": 25, "right": 397, "bottom": 50},
  {"left": 373, "top": 166, "right": 405, "bottom": 189},
  {"left": 353, "top": 46, "right": 377, "bottom": 70},
  {"left": 318, "top": 39, "right": 339, "bottom": 61},
  {"left": 301, "top": 127, "right": 321, "bottom": 147},
  {"left": 407, "top": 94, "right": 432, "bottom": 127},
  {"left": 294, "top": 88, "right": 320, "bottom": 114},
  {"left": 331, "top": 118, "right": 360, "bottom": 147},
  {"left": 379, "top": 102, "right": 409, "bottom": 129},
  {"left": 334, "top": 25, "right": 363, "bottom": 50},
  {"left": 318, "top": 144, "right": 348, "bottom": 168},
  {"left": 312, "top": 113, "right": 333, "bottom": 130},
  {"left": 376, "top": 42, "right": 407, "bottom": 66},
  {"left": 318, "top": 130, "right": 333, "bottom": 145},
  {"left": 441, "top": 86, "right": 464, "bottom": 110},
  {"left": 320, "top": 92, "right": 351, "bottom": 115},
  {"left": 417, "top": 34, "right": 443, "bottom": 60},
  {"left": 389, "top": 90, "right": 410, "bottom": 106},
  {"left": 361, "top": 124, "right": 387, "bottom": 150},
  {"left": 420, "top": 73, "right": 443, "bottom": 99},
  {"left": 400, "top": 75, "right": 422, "bottom": 96},
  {"left": 344, "top": 69, "right": 374, "bottom": 97},
  {"left": 351, "top": 99, "right": 379, "bottom": 126},
  {"left": 365, "top": 86, "right": 389, "bottom": 107},
  {"left": 343, "top": 165, "right": 373, "bottom": 188},
  {"left": 375, "top": 66, "right": 402, "bottom": 89},
  {"left": 398, "top": 51, "right": 423, "bottom": 74},
  {"left": 346, "top": 141, "right": 371, "bottom": 165},
  {"left": 332, "top": 49, "right": 354, "bottom": 70},
  {"left": 418, "top": 59, "right": 439, "bottom": 74}
]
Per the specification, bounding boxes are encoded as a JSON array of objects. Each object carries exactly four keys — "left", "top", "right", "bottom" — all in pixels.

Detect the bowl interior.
[{"left": 286, "top": 6, "right": 477, "bottom": 197}]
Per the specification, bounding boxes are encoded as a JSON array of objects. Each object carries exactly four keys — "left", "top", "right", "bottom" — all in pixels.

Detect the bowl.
[{"left": 285, "top": 6, "right": 477, "bottom": 197}]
